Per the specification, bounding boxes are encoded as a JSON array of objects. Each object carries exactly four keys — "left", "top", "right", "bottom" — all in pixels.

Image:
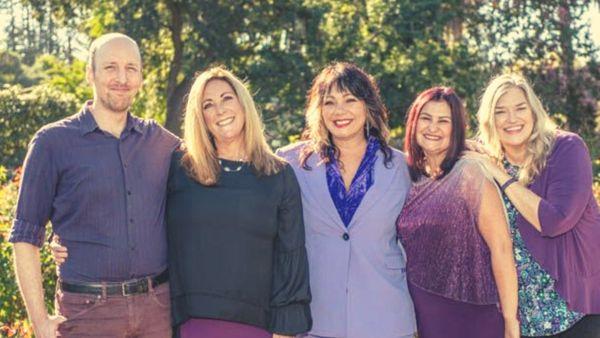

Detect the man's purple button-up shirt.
[{"left": 9, "top": 103, "right": 180, "bottom": 283}]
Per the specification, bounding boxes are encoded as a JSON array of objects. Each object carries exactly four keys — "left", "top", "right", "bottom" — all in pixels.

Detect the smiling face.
[
  {"left": 201, "top": 79, "right": 245, "bottom": 146},
  {"left": 321, "top": 85, "right": 368, "bottom": 143},
  {"left": 493, "top": 86, "right": 534, "bottom": 154},
  {"left": 415, "top": 100, "right": 452, "bottom": 163},
  {"left": 87, "top": 37, "right": 143, "bottom": 114}
]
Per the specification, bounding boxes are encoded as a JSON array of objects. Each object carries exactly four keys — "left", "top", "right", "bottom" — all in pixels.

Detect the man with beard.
[{"left": 10, "top": 33, "right": 179, "bottom": 338}]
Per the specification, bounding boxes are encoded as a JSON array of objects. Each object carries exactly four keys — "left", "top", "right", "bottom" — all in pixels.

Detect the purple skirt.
[
  {"left": 179, "top": 318, "right": 271, "bottom": 338},
  {"left": 409, "top": 281, "right": 504, "bottom": 338}
]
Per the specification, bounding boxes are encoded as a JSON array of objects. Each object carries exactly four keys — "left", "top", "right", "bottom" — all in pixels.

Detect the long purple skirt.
[
  {"left": 408, "top": 281, "right": 504, "bottom": 338},
  {"left": 179, "top": 318, "right": 271, "bottom": 338}
]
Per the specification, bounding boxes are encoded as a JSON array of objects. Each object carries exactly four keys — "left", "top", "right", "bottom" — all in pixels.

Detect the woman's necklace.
[
  {"left": 424, "top": 164, "right": 443, "bottom": 179},
  {"left": 219, "top": 159, "right": 244, "bottom": 172},
  {"left": 218, "top": 156, "right": 246, "bottom": 172}
]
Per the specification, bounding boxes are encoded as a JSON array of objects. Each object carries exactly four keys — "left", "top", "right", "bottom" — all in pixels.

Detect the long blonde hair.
[
  {"left": 477, "top": 73, "right": 557, "bottom": 184},
  {"left": 182, "top": 66, "right": 284, "bottom": 185}
]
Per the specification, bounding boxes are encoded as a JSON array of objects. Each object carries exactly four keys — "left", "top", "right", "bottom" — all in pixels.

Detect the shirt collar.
[
  {"left": 125, "top": 113, "right": 145, "bottom": 135},
  {"left": 79, "top": 101, "right": 145, "bottom": 136},
  {"left": 364, "top": 136, "right": 381, "bottom": 158},
  {"left": 79, "top": 101, "right": 99, "bottom": 135},
  {"left": 327, "top": 135, "right": 380, "bottom": 162}
]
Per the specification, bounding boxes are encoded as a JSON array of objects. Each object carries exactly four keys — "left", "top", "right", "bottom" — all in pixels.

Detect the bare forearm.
[
  {"left": 501, "top": 178, "right": 542, "bottom": 232},
  {"left": 13, "top": 242, "right": 50, "bottom": 326},
  {"left": 489, "top": 168, "right": 542, "bottom": 232},
  {"left": 490, "top": 243, "right": 518, "bottom": 321}
]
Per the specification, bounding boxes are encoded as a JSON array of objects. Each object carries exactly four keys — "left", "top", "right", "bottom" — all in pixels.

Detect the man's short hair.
[{"left": 87, "top": 33, "right": 141, "bottom": 71}]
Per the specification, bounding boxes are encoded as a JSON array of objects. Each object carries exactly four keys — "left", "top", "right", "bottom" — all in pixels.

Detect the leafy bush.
[
  {"left": 31, "top": 55, "right": 91, "bottom": 104},
  {"left": 582, "top": 133, "right": 600, "bottom": 191},
  {"left": 0, "top": 167, "right": 57, "bottom": 336},
  {"left": 0, "top": 50, "right": 39, "bottom": 87},
  {"left": 0, "top": 85, "right": 78, "bottom": 168}
]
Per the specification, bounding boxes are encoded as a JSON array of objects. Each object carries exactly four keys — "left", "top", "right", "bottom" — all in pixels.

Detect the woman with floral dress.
[{"left": 467, "top": 73, "right": 600, "bottom": 337}]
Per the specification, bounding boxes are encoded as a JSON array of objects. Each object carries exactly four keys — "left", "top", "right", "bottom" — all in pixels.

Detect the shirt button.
[
  {"left": 342, "top": 233, "right": 350, "bottom": 241},
  {"left": 129, "top": 218, "right": 134, "bottom": 223},
  {"left": 127, "top": 190, "right": 132, "bottom": 196}
]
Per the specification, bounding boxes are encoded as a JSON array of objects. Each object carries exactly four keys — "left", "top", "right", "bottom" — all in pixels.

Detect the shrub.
[
  {"left": 0, "top": 167, "right": 57, "bottom": 336},
  {"left": 0, "top": 85, "right": 78, "bottom": 168}
]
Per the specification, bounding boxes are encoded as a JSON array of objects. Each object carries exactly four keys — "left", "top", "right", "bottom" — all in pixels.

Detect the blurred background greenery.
[{"left": 1, "top": 0, "right": 599, "bottom": 336}]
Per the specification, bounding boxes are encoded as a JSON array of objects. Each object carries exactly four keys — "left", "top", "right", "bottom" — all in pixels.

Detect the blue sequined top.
[
  {"left": 326, "top": 137, "right": 379, "bottom": 227},
  {"left": 502, "top": 160, "right": 583, "bottom": 336}
]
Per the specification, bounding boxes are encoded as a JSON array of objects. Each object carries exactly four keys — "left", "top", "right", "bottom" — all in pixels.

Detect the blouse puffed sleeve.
[
  {"left": 269, "top": 164, "right": 312, "bottom": 335},
  {"left": 538, "top": 134, "right": 594, "bottom": 237},
  {"left": 166, "top": 150, "right": 183, "bottom": 295}
]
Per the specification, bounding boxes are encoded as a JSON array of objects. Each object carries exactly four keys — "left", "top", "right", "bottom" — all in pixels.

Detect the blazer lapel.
[
  {"left": 299, "top": 154, "right": 346, "bottom": 231},
  {"left": 347, "top": 150, "right": 401, "bottom": 229}
]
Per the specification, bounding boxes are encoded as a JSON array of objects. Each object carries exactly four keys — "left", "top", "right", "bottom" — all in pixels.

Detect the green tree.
[
  {"left": 0, "top": 85, "right": 78, "bottom": 167},
  {"left": 31, "top": 54, "right": 91, "bottom": 102},
  {"left": 14, "top": 0, "right": 600, "bottom": 145},
  {"left": 2, "top": 0, "right": 83, "bottom": 64},
  {"left": 0, "top": 50, "right": 42, "bottom": 87},
  {"left": 54, "top": 0, "right": 493, "bottom": 141},
  {"left": 478, "top": 0, "right": 600, "bottom": 135}
]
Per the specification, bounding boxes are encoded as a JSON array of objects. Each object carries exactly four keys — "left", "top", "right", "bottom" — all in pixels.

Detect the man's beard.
[{"left": 99, "top": 93, "right": 134, "bottom": 114}]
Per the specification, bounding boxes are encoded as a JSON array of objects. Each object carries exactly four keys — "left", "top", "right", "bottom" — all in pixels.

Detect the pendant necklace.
[{"left": 219, "top": 158, "right": 246, "bottom": 172}]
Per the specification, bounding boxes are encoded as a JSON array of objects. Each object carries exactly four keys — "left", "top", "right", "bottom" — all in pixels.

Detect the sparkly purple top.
[
  {"left": 326, "top": 137, "right": 379, "bottom": 227},
  {"left": 396, "top": 159, "right": 499, "bottom": 305}
]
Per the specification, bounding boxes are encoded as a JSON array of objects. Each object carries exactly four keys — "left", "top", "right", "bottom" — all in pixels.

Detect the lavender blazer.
[{"left": 278, "top": 142, "right": 416, "bottom": 338}]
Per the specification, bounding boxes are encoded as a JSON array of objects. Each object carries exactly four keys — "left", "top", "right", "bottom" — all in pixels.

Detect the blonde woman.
[
  {"left": 466, "top": 73, "right": 600, "bottom": 337},
  {"left": 166, "top": 67, "right": 311, "bottom": 338}
]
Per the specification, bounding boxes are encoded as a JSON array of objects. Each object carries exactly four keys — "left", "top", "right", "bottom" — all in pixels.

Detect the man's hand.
[
  {"left": 273, "top": 334, "right": 294, "bottom": 338},
  {"left": 33, "top": 314, "right": 66, "bottom": 338}
]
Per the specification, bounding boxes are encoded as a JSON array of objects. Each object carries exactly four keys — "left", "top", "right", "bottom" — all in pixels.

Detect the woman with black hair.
[{"left": 278, "top": 62, "right": 416, "bottom": 338}]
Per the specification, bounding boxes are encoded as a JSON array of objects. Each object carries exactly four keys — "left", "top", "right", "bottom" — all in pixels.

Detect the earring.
[{"left": 365, "top": 119, "right": 371, "bottom": 137}]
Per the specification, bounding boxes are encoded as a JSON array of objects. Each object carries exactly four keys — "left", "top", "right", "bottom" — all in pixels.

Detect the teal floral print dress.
[{"left": 502, "top": 160, "right": 583, "bottom": 336}]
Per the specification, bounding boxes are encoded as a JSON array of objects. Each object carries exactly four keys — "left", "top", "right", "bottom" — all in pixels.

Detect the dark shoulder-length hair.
[
  {"left": 404, "top": 86, "right": 466, "bottom": 182},
  {"left": 299, "top": 61, "right": 393, "bottom": 169}
]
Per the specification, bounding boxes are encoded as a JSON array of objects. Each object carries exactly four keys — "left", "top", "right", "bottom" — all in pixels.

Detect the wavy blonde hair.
[
  {"left": 182, "top": 66, "right": 284, "bottom": 185},
  {"left": 477, "top": 73, "right": 557, "bottom": 184}
]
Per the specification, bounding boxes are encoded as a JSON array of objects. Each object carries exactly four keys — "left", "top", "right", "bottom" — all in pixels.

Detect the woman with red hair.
[{"left": 396, "top": 87, "right": 519, "bottom": 338}]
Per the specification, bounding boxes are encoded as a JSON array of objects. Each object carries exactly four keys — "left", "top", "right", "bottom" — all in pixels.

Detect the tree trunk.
[
  {"left": 166, "top": 75, "right": 194, "bottom": 135},
  {"left": 558, "top": 1, "right": 581, "bottom": 132},
  {"left": 164, "top": 0, "right": 186, "bottom": 135}
]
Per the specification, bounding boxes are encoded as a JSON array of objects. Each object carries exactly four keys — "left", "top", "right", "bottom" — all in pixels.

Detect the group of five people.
[{"left": 9, "top": 32, "right": 600, "bottom": 338}]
